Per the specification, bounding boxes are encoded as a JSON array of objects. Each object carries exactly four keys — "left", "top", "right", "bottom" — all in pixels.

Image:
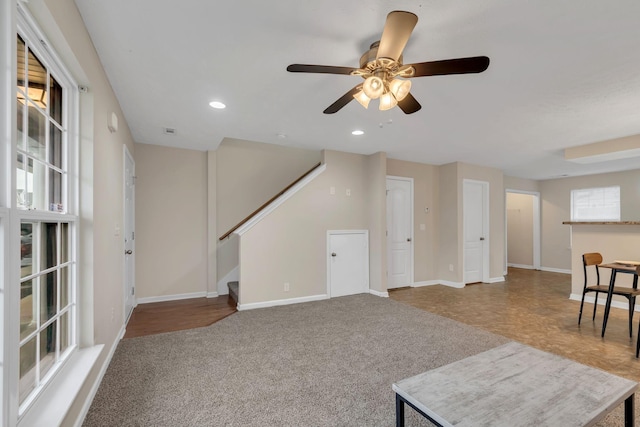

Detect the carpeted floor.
[{"left": 82, "top": 295, "right": 633, "bottom": 426}]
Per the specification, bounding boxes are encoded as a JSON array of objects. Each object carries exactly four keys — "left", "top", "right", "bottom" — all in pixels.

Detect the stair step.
[{"left": 228, "top": 281, "right": 239, "bottom": 305}]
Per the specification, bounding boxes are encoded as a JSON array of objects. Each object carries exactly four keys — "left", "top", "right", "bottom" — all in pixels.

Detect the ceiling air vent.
[{"left": 163, "top": 127, "right": 177, "bottom": 135}]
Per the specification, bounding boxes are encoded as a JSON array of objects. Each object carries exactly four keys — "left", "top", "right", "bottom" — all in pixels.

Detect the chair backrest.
[
  {"left": 583, "top": 253, "right": 603, "bottom": 266},
  {"left": 582, "top": 252, "right": 602, "bottom": 287}
]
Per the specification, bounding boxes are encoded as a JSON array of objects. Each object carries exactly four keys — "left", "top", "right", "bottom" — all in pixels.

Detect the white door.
[
  {"left": 328, "top": 231, "right": 369, "bottom": 298},
  {"left": 386, "top": 177, "right": 413, "bottom": 289},
  {"left": 463, "top": 180, "right": 488, "bottom": 284},
  {"left": 124, "top": 147, "right": 136, "bottom": 322}
]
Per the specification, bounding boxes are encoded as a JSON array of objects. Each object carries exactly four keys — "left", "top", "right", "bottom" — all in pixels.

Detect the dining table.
[{"left": 599, "top": 261, "right": 640, "bottom": 338}]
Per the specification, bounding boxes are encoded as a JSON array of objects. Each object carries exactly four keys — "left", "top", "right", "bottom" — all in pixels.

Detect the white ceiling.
[{"left": 73, "top": 0, "right": 640, "bottom": 180}]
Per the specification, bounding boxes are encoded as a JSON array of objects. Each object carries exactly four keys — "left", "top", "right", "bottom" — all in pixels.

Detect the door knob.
[
  {"left": 479, "top": 237, "right": 485, "bottom": 241},
  {"left": 331, "top": 252, "right": 337, "bottom": 257},
  {"left": 125, "top": 250, "right": 133, "bottom": 255},
  {"left": 407, "top": 238, "right": 412, "bottom": 242}
]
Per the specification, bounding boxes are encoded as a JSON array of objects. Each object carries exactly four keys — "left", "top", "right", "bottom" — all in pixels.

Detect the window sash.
[{"left": 571, "top": 186, "right": 621, "bottom": 221}]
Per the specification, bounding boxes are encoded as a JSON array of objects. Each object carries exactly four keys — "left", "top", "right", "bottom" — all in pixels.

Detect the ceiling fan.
[{"left": 287, "top": 11, "right": 490, "bottom": 114}]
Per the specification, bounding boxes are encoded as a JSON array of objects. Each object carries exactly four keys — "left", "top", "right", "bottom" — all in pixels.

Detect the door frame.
[
  {"left": 386, "top": 175, "right": 414, "bottom": 288},
  {"left": 504, "top": 189, "right": 541, "bottom": 272},
  {"left": 123, "top": 145, "right": 136, "bottom": 323},
  {"left": 463, "top": 179, "right": 490, "bottom": 284},
  {"left": 326, "top": 230, "right": 369, "bottom": 298}
]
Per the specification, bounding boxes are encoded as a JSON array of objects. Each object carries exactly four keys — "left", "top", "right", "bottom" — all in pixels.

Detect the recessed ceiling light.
[
  {"left": 352, "top": 130, "right": 364, "bottom": 136},
  {"left": 209, "top": 101, "right": 226, "bottom": 109}
]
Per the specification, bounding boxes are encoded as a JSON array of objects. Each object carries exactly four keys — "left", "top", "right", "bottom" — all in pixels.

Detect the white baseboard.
[
  {"left": 569, "top": 293, "right": 640, "bottom": 312},
  {"left": 206, "top": 291, "right": 219, "bottom": 298},
  {"left": 137, "top": 291, "right": 207, "bottom": 304},
  {"left": 540, "top": 266, "right": 571, "bottom": 274},
  {"left": 237, "top": 294, "right": 328, "bottom": 311},
  {"left": 73, "top": 324, "right": 125, "bottom": 427},
  {"left": 412, "top": 280, "right": 440, "bottom": 287},
  {"left": 369, "top": 289, "right": 389, "bottom": 297},
  {"left": 508, "top": 263, "right": 535, "bottom": 270},
  {"left": 489, "top": 276, "right": 505, "bottom": 283},
  {"left": 438, "top": 280, "right": 465, "bottom": 289}
]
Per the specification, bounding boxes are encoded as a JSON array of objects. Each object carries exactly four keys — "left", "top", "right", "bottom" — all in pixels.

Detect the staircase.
[{"left": 228, "top": 281, "right": 239, "bottom": 306}]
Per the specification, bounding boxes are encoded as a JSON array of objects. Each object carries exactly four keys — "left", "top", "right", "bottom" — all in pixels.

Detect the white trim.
[
  {"left": 234, "top": 164, "right": 326, "bottom": 236},
  {"left": 137, "top": 291, "right": 207, "bottom": 304},
  {"left": 122, "top": 145, "right": 135, "bottom": 324},
  {"left": 206, "top": 291, "right": 219, "bottom": 298},
  {"left": 17, "top": 344, "right": 103, "bottom": 427},
  {"left": 438, "top": 280, "right": 465, "bottom": 289},
  {"left": 540, "top": 266, "right": 572, "bottom": 275},
  {"left": 73, "top": 325, "right": 125, "bottom": 427},
  {"left": 412, "top": 280, "right": 440, "bottom": 287},
  {"left": 237, "top": 294, "right": 328, "bottom": 311},
  {"left": 508, "top": 263, "right": 535, "bottom": 270},
  {"left": 326, "top": 230, "right": 370, "bottom": 298},
  {"left": 385, "top": 176, "right": 415, "bottom": 289},
  {"left": 488, "top": 276, "right": 505, "bottom": 283},
  {"left": 369, "top": 289, "right": 389, "bottom": 297},
  {"left": 569, "top": 293, "right": 640, "bottom": 312}
]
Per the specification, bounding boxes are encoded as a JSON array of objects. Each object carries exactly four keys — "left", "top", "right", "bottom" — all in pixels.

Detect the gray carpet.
[{"left": 82, "top": 295, "right": 628, "bottom": 426}]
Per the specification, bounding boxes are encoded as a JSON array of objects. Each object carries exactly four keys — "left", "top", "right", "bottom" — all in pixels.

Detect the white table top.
[{"left": 393, "top": 342, "right": 637, "bottom": 427}]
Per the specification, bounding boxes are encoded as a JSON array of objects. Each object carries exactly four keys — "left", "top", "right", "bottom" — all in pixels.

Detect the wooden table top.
[
  {"left": 393, "top": 342, "right": 637, "bottom": 427},
  {"left": 600, "top": 262, "right": 640, "bottom": 272}
]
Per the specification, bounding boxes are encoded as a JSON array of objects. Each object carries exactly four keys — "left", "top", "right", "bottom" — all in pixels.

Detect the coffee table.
[{"left": 393, "top": 342, "right": 637, "bottom": 427}]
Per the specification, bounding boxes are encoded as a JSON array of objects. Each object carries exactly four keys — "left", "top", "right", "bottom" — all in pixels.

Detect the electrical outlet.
[
  {"left": 330, "top": 186, "right": 335, "bottom": 195},
  {"left": 449, "top": 264, "right": 454, "bottom": 272},
  {"left": 111, "top": 307, "right": 115, "bottom": 322},
  {"left": 284, "top": 282, "right": 290, "bottom": 292}
]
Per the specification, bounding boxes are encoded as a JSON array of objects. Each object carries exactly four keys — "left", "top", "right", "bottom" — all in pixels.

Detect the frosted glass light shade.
[
  {"left": 362, "top": 76, "right": 384, "bottom": 99},
  {"left": 389, "top": 78, "right": 411, "bottom": 101},
  {"left": 353, "top": 90, "right": 371, "bottom": 108},
  {"left": 379, "top": 92, "right": 398, "bottom": 111}
]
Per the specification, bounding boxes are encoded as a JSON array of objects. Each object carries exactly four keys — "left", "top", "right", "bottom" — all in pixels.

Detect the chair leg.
[
  {"left": 579, "top": 292, "right": 587, "bottom": 325},
  {"left": 592, "top": 292, "right": 598, "bottom": 321},
  {"left": 630, "top": 297, "right": 636, "bottom": 339},
  {"left": 637, "top": 322, "right": 640, "bottom": 358}
]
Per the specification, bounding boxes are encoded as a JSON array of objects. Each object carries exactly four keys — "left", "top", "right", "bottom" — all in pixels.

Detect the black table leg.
[
  {"left": 602, "top": 270, "right": 617, "bottom": 338},
  {"left": 396, "top": 393, "right": 405, "bottom": 427},
  {"left": 625, "top": 393, "right": 634, "bottom": 427}
]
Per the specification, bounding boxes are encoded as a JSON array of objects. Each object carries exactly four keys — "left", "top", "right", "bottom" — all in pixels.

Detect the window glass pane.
[
  {"left": 50, "top": 75, "right": 63, "bottom": 125},
  {"left": 49, "top": 170, "right": 63, "bottom": 212},
  {"left": 27, "top": 104, "right": 46, "bottom": 160},
  {"left": 60, "top": 312, "right": 70, "bottom": 354},
  {"left": 20, "top": 279, "right": 36, "bottom": 341},
  {"left": 17, "top": 35, "right": 25, "bottom": 89},
  {"left": 41, "top": 223, "right": 57, "bottom": 270},
  {"left": 40, "top": 271, "right": 57, "bottom": 324},
  {"left": 17, "top": 98, "right": 25, "bottom": 150},
  {"left": 27, "top": 48, "right": 47, "bottom": 109},
  {"left": 571, "top": 186, "right": 620, "bottom": 221},
  {"left": 19, "top": 336, "right": 37, "bottom": 404},
  {"left": 40, "top": 322, "right": 57, "bottom": 379},
  {"left": 49, "top": 125, "right": 62, "bottom": 168},
  {"left": 17, "top": 153, "right": 28, "bottom": 208},
  {"left": 60, "top": 267, "right": 69, "bottom": 309},
  {"left": 61, "top": 223, "right": 68, "bottom": 263},
  {"left": 26, "top": 157, "right": 46, "bottom": 210},
  {"left": 21, "top": 222, "right": 33, "bottom": 278}
]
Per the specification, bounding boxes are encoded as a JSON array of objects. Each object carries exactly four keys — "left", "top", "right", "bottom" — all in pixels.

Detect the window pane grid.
[{"left": 571, "top": 186, "right": 621, "bottom": 221}]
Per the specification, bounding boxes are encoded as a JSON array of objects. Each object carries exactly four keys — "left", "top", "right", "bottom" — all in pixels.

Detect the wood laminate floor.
[
  {"left": 390, "top": 267, "right": 640, "bottom": 382},
  {"left": 123, "top": 295, "right": 236, "bottom": 339}
]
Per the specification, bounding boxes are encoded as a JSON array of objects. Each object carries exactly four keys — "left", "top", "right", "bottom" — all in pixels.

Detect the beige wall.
[
  {"left": 239, "top": 150, "right": 385, "bottom": 305},
  {"left": 437, "top": 162, "right": 460, "bottom": 282},
  {"left": 539, "top": 168, "right": 640, "bottom": 271},
  {"left": 506, "top": 193, "right": 534, "bottom": 266},
  {"left": 216, "top": 138, "right": 322, "bottom": 236},
  {"left": 367, "top": 152, "right": 387, "bottom": 293},
  {"left": 135, "top": 144, "right": 208, "bottom": 298},
  {"left": 386, "top": 159, "right": 439, "bottom": 282},
  {"left": 504, "top": 176, "right": 540, "bottom": 193},
  {"left": 569, "top": 225, "right": 640, "bottom": 304}
]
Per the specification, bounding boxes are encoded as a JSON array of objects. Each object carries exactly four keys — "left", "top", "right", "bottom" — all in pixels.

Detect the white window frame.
[
  {"left": 570, "top": 186, "right": 621, "bottom": 222},
  {"left": 3, "top": 5, "right": 81, "bottom": 424}
]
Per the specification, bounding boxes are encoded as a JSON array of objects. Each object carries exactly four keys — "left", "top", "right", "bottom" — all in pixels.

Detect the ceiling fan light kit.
[{"left": 287, "top": 10, "right": 490, "bottom": 114}]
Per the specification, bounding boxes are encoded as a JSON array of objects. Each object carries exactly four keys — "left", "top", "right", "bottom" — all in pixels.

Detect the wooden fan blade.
[
  {"left": 397, "top": 93, "right": 422, "bottom": 114},
  {"left": 287, "top": 64, "right": 358, "bottom": 75},
  {"left": 409, "top": 56, "right": 490, "bottom": 77},
  {"left": 376, "top": 11, "right": 418, "bottom": 61},
  {"left": 323, "top": 85, "right": 361, "bottom": 114}
]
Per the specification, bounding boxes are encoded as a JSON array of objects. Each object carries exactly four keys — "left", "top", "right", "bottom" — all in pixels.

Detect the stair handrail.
[{"left": 218, "top": 162, "right": 323, "bottom": 240}]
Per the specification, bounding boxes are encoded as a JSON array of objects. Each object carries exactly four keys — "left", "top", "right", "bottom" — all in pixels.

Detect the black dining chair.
[{"left": 578, "top": 253, "right": 640, "bottom": 338}]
